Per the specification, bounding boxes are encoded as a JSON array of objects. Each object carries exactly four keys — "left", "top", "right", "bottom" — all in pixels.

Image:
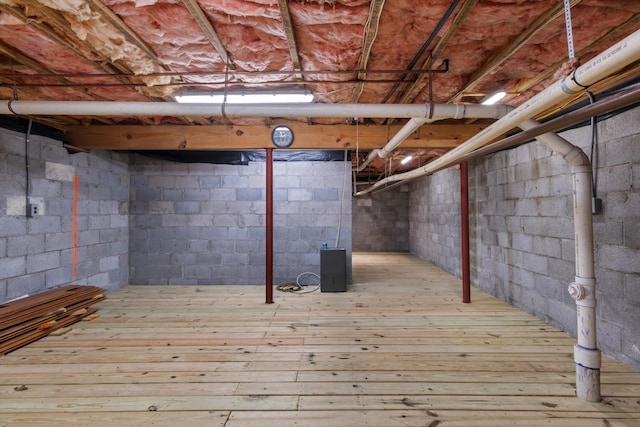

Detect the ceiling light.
[
  {"left": 175, "top": 89, "right": 314, "bottom": 104},
  {"left": 401, "top": 155, "right": 413, "bottom": 165},
  {"left": 481, "top": 90, "right": 507, "bottom": 105}
]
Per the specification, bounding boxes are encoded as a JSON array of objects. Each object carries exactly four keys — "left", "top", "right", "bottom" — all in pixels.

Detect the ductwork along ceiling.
[{"left": 0, "top": 0, "right": 639, "bottom": 180}]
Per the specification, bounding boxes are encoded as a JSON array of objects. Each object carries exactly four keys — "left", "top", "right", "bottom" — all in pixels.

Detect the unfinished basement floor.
[{"left": 1, "top": 252, "right": 640, "bottom": 426}]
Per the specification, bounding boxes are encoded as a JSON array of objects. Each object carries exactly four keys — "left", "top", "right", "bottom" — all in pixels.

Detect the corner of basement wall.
[
  {"left": 352, "top": 184, "right": 410, "bottom": 252},
  {"left": 0, "top": 127, "right": 130, "bottom": 302},
  {"left": 408, "top": 106, "right": 640, "bottom": 372}
]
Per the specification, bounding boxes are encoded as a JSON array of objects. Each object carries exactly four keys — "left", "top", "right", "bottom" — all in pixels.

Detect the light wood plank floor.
[{"left": 1, "top": 252, "right": 639, "bottom": 426}]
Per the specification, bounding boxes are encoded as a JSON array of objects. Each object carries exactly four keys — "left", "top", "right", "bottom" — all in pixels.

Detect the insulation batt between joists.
[{"left": 7, "top": 0, "right": 170, "bottom": 87}]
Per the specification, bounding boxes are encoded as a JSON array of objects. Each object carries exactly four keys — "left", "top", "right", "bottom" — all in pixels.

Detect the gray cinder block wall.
[
  {"left": 409, "top": 167, "right": 463, "bottom": 275},
  {"left": 0, "top": 127, "right": 129, "bottom": 302},
  {"left": 353, "top": 184, "right": 410, "bottom": 252},
  {"left": 408, "top": 106, "right": 640, "bottom": 371},
  {"left": 129, "top": 155, "right": 352, "bottom": 286}
]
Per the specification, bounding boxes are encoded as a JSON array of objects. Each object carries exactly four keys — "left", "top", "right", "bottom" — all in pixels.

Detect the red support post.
[
  {"left": 460, "top": 162, "right": 471, "bottom": 303},
  {"left": 265, "top": 148, "right": 274, "bottom": 304}
]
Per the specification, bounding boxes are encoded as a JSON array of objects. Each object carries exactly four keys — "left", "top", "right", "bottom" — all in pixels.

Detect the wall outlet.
[{"left": 26, "top": 203, "right": 39, "bottom": 217}]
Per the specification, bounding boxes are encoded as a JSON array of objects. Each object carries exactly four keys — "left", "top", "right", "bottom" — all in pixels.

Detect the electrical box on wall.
[{"left": 26, "top": 203, "right": 39, "bottom": 217}]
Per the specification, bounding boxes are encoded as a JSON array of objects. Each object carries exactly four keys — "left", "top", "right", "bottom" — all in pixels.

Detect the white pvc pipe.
[
  {"left": 353, "top": 28, "right": 640, "bottom": 196},
  {"left": 0, "top": 100, "right": 507, "bottom": 119},
  {"left": 355, "top": 118, "right": 427, "bottom": 173},
  {"left": 520, "top": 119, "right": 600, "bottom": 402},
  {"left": 354, "top": 105, "right": 510, "bottom": 172}
]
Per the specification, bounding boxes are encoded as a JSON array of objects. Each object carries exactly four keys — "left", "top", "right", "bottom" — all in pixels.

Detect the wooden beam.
[
  {"left": 85, "top": 0, "right": 165, "bottom": 67},
  {"left": 0, "top": 2, "right": 167, "bottom": 102},
  {"left": 182, "top": 0, "right": 235, "bottom": 70},
  {"left": 66, "top": 123, "right": 487, "bottom": 151},
  {"left": 277, "top": 0, "right": 303, "bottom": 80},
  {"left": 351, "top": 0, "right": 386, "bottom": 103}
]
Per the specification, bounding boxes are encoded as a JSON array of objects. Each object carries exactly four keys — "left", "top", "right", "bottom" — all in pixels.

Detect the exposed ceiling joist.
[
  {"left": 85, "top": 0, "right": 165, "bottom": 68},
  {"left": 0, "top": 2, "right": 168, "bottom": 102},
  {"left": 352, "top": 0, "right": 385, "bottom": 103},
  {"left": 277, "top": 0, "right": 303, "bottom": 80},
  {"left": 450, "top": 0, "right": 582, "bottom": 103},
  {"left": 181, "top": 0, "right": 235, "bottom": 71},
  {"left": 397, "top": 0, "right": 478, "bottom": 106},
  {"left": 511, "top": 12, "right": 640, "bottom": 104}
]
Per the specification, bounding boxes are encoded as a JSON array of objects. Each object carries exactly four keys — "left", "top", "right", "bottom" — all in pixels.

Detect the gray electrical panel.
[{"left": 320, "top": 248, "right": 347, "bottom": 292}]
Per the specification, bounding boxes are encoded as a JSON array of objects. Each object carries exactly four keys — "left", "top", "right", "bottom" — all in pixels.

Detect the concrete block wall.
[
  {"left": 0, "top": 127, "right": 129, "bottom": 301},
  {"left": 352, "top": 184, "right": 410, "bottom": 252},
  {"left": 129, "top": 155, "right": 352, "bottom": 286},
  {"left": 409, "top": 167, "right": 462, "bottom": 276},
  {"left": 409, "top": 106, "right": 640, "bottom": 370}
]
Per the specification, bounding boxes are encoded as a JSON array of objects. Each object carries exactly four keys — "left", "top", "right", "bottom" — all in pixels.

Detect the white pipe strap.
[{"left": 574, "top": 344, "right": 601, "bottom": 370}]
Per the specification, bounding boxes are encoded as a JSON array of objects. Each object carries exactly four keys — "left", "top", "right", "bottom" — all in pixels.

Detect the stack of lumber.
[{"left": 0, "top": 285, "right": 105, "bottom": 355}]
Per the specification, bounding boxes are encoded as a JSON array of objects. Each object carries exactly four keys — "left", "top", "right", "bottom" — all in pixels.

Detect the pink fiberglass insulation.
[
  {"left": 356, "top": 0, "right": 462, "bottom": 104},
  {"left": 289, "top": 1, "right": 368, "bottom": 106},
  {"left": 103, "top": 0, "right": 227, "bottom": 85},
  {"left": 0, "top": 21, "right": 148, "bottom": 101},
  {"left": 478, "top": 1, "right": 639, "bottom": 106}
]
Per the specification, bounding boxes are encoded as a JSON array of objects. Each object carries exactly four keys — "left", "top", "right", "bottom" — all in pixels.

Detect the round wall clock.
[{"left": 271, "top": 125, "right": 294, "bottom": 148}]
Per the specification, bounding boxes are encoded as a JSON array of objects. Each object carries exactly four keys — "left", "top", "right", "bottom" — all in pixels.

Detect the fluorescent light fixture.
[
  {"left": 175, "top": 89, "right": 314, "bottom": 104},
  {"left": 481, "top": 90, "right": 507, "bottom": 105},
  {"left": 400, "top": 155, "right": 413, "bottom": 165}
]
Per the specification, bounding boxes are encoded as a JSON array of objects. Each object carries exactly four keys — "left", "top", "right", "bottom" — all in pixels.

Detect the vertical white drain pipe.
[{"left": 520, "top": 119, "right": 600, "bottom": 401}]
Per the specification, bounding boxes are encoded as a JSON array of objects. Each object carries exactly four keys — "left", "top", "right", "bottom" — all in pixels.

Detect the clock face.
[{"left": 271, "top": 125, "right": 294, "bottom": 148}]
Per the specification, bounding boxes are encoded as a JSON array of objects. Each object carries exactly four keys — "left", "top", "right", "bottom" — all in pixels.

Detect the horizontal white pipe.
[
  {"left": 355, "top": 118, "right": 427, "bottom": 173},
  {"left": 0, "top": 100, "right": 508, "bottom": 119},
  {"left": 354, "top": 28, "right": 640, "bottom": 196},
  {"left": 354, "top": 105, "right": 510, "bottom": 172}
]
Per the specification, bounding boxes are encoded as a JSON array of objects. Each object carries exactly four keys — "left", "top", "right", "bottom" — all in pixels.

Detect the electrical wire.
[
  {"left": 335, "top": 149, "right": 348, "bottom": 248},
  {"left": 25, "top": 119, "right": 33, "bottom": 209},
  {"left": 276, "top": 272, "right": 321, "bottom": 294}
]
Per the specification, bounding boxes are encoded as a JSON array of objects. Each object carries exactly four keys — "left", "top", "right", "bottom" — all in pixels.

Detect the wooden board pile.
[{"left": 0, "top": 285, "right": 105, "bottom": 355}]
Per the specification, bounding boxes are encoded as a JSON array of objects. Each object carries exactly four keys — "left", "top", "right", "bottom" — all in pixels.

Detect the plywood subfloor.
[{"left": 1, "top": 252, "right": 639, "bottom": 426}]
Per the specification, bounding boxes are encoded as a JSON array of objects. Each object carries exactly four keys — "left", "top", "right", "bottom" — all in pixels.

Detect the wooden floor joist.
[{"left": 0, "top": 253, "right": 639, "bottom": 426}]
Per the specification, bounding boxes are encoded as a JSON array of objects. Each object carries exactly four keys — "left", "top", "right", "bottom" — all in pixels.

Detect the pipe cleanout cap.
[{"left": 568, "top": 282, "right": 587, "bottom": 300}]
